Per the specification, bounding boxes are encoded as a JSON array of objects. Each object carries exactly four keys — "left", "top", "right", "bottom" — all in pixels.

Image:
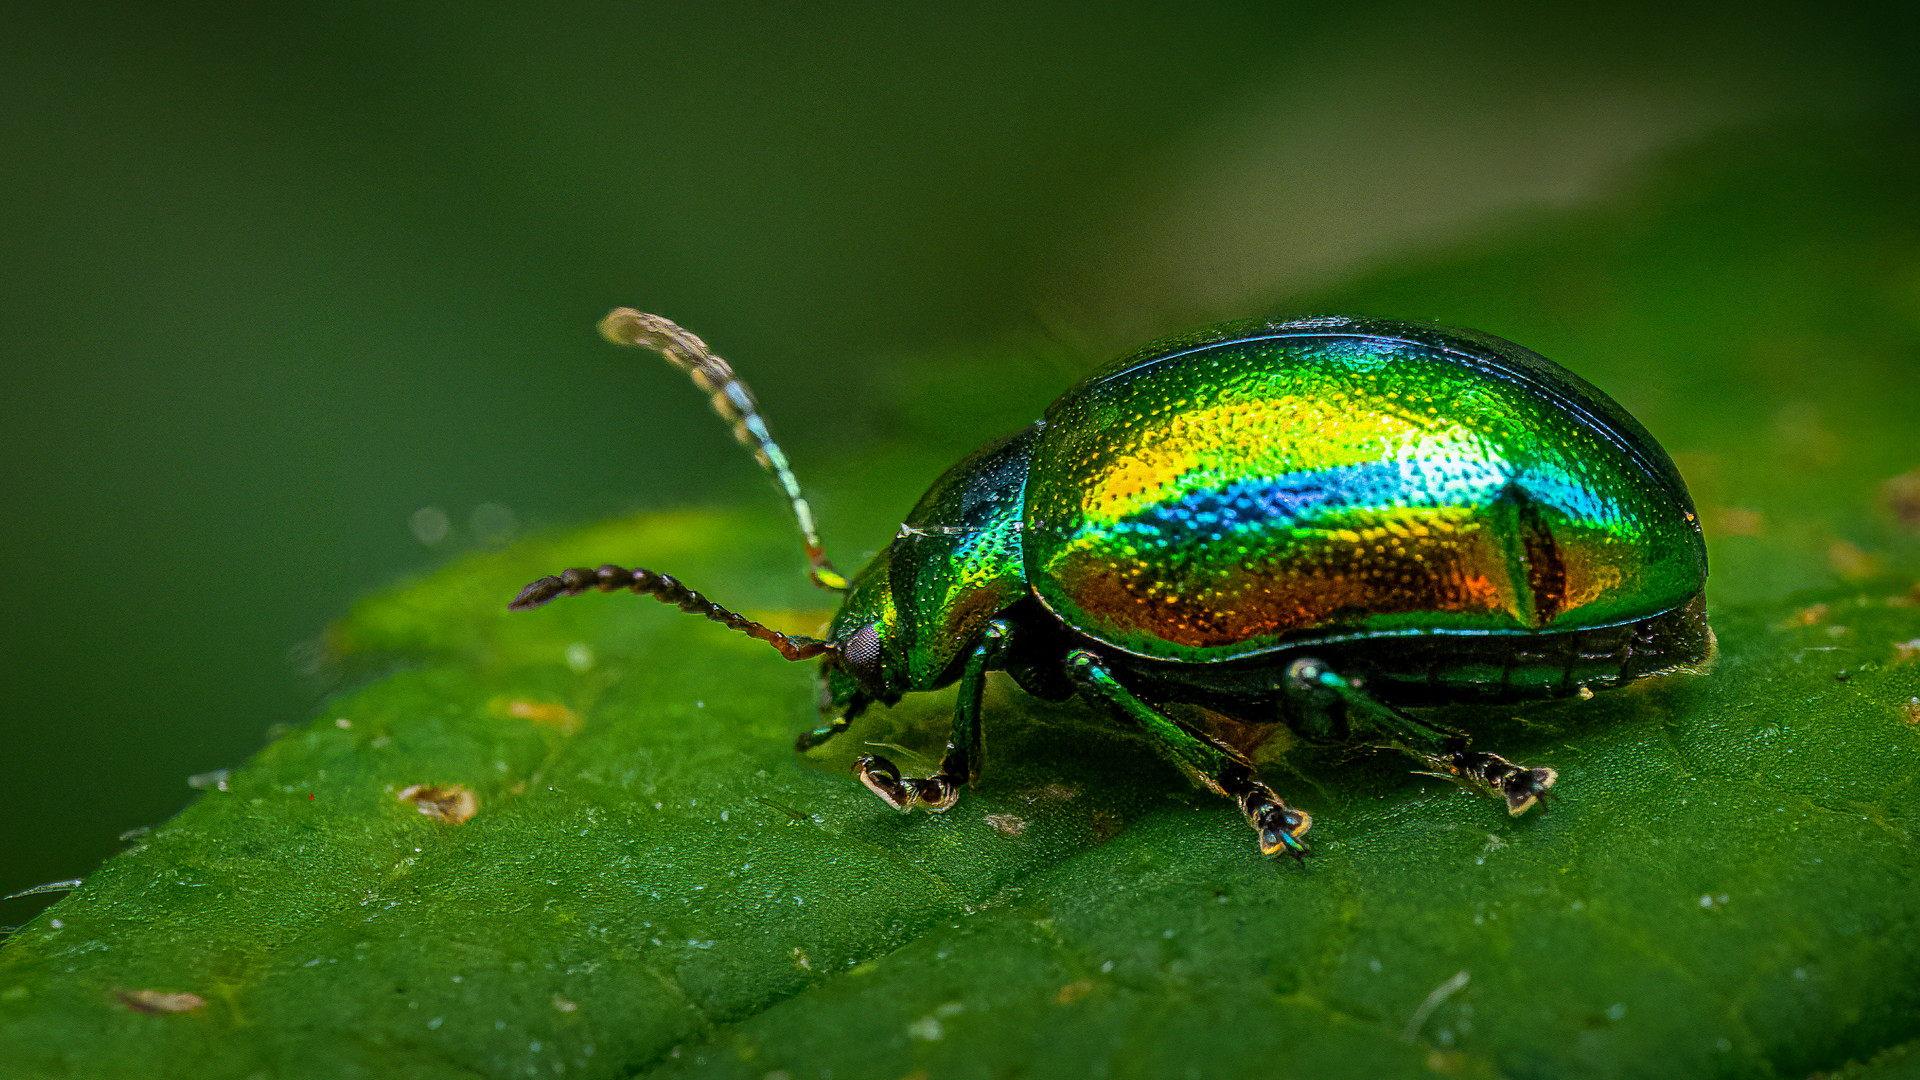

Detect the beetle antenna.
[
  {"left": 598, "top": 308, "right": 848, "bottom": 592},
  {"left": 510, "top": 564, "right": 835, "bottom": 662}
]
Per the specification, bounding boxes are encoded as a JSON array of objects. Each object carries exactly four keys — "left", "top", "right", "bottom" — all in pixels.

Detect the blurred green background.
[{"left": 1, "top": 0, "right": 1916, "bottom": 934}]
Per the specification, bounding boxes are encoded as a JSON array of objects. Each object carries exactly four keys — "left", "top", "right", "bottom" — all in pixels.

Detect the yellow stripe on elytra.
[{"left": 1079, "top": 395, "right": 1451, "bottom": 522}]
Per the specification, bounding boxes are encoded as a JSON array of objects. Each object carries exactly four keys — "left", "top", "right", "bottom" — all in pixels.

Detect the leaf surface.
[{"left": 4, "top": 120, "right": 1919, "bottom": 1080}]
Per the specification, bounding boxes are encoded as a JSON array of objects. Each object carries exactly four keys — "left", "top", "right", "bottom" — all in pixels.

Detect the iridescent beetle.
[{"left": 513, "top": 310, "right": 1712, "bottom": 859}]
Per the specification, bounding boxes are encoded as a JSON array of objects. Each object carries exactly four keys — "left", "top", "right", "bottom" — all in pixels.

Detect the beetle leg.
[
  {"left": 852, "top": 620, "right": 1010, "bottom": 814},
  {"left": 1425, "top": 737, "right": 1558, "bottom": 816},
  {"left": 852, "top": 755, "right": 958, "bottom": 812},
  {"left": 1282, "top": 657, "right": 1436, "bottom": 741},
  {"left": 1066, "top": 651, "right": 1311, "bottom": 861},
  {"left": 795, "top": 714, "right": 853, "bottom": 752},
  {"left": 1284, "top": 658, "right": 1556, "bottom": 815}
]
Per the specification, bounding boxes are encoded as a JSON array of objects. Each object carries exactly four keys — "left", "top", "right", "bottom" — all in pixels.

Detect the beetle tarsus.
[
  {"left": 853, "top": 754, "right": 961, "bottom": 812},
  {"left": 1244, "top": 789, "right": 1314, "bottom": 862},
  {"left": 1436, "top": 737, "right": 1558, "bottom": 815},
  {"left": 1214, "top": 763, "right": 1312, "bottom": 861},
  {"left": 853, "top": 753, "right": 910, "bottom": 810}
]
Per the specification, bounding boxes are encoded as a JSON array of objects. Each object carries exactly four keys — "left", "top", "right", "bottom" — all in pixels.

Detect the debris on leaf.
[
  {"left": 185, "top": 769, "right": 230, "bottom": 792},
  {"left": 1790, "top": 603, "right": 1831, "bottom": 628},
  {"left": 397, "top": 784, "right": 478, "bottom": 825},
  {"left": 1828, "top": 540, "right": 1878, "bottom": 580},
  {"left": 116, "top": 989, "right": 205, "bottom": 1014},
  {"left": 984, "top": 814, "right": 1028, "bottom": 836},
  {"left": 1881, "top": 468, "right": 1920, "bottom": 532},
  {"left": 495, "top": 697, "right": 581, "bottom": 734},
  {"left": 1709, "top": 506, "right": 1764, "bottom": 536}
]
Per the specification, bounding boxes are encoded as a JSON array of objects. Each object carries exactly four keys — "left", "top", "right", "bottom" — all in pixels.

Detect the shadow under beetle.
[{"left": 513, "top": 309, "right": 1713, "bottom": 860}]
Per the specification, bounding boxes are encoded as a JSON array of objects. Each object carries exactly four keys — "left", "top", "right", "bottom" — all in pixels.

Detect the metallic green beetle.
[{"left": 514, "top": 310, "right": 1713, "bottom": 859}]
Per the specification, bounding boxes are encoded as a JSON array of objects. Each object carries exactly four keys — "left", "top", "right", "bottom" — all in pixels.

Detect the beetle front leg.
[
  {"left": 853, "top": 621, "right": 1009, "bottom": 814},
  {"left": 1284, "top": 657, "right": 1556, "bottom": 815},
  {"left": 1066, "top": 651, "right": 1311, "bottom": 861}
]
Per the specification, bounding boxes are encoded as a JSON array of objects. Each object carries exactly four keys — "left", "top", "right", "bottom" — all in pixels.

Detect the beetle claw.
[
  {"left": 1500, "top": 766, "right": 1559, "bottom": 816},
  {"left": 915, "top": 780, "right": 961, "bottom": 812},
  {"left": 1255, "top": 807, "right": 1314, "bottom": 862},
  {"left": 854, "top": 754, "right": 913, "bottom": 810},
  {"left": 1435, "top": 738, "right": 1557, "bottom": 816},
  {"left": 1237, "top": 787, "right": 1313, "bottom": 862}
]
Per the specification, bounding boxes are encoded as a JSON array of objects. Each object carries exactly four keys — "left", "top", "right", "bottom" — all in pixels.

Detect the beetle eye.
[{"left": 842, "top": 622, "right": 883, "bottom": 679}]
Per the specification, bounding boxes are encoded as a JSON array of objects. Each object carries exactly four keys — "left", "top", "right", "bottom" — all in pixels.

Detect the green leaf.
[
  {"left": 3, "top": 515, "right": 1917, "bottom": 1080},
  {"left": 4, "top": 120, "right": 1919, "bottom": 1080}
]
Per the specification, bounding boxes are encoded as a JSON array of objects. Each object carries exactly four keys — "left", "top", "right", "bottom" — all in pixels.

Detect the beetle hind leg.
[
  {"left": 1426, "top": 737, "right": 1557, "bottom": 815},
  {"left": 1218, "top": 762, "right": 1313, "bottom": 861},
  {"left": 1284, "top": 657, "right": 1556, "bottom": 815}
]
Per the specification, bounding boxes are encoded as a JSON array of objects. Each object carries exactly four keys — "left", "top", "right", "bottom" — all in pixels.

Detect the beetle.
[{"left": 512, "top": 309, "right": 1712, "bottom": 859}]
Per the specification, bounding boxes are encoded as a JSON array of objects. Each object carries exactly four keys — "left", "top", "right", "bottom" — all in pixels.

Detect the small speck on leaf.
[
  {"left": 1827, "top": 540, "right": 1878, "bottom": 579},
  {"left": 186, "top": 769, "right": 230, "bottom": 792},
  {"left": 399, "top": 784, "right": 478, "bottom": 825},
  {"left": 496, "top": 698, "right": 580, "bottom": 734},
  {"left": 1057, "top": 981, "right": 1094, "bottom": 1005},
  {"left": 117, "top": 989, "right": 205, "bottom": 1014},
  {"left": 1880, "top": 467, "right": 1920, "bottom": 532},
  {"left": 5, "top": 879, "right": 82, "bottom": 901},
  {"left": 1022, "top": 782, "right": 1079, "bottom": 804},
  {"left": 984, "top": 814, "right": 1027, "bottom": 836},
  {"left": 1789, "top": 603, "right": 1830, "bottom": 628},
  {"left": 1709, "top": 506, "right": 1764, "bottom": 536}
]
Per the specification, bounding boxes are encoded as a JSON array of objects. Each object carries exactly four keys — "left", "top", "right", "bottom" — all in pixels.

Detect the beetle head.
[{"left": 818, "top": 553, "right": 909, "bottom": 719}]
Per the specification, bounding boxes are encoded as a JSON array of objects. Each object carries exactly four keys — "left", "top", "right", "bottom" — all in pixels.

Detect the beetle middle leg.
[
  {"left": 851, "top": 621, "right": 1009, "bottom": 813},
  {"left": 1066, "top": 651, "right": 1311, "bottom": 861},
  {"left": 1284, "top": 657, "right": 1556, "bottom": 815}
]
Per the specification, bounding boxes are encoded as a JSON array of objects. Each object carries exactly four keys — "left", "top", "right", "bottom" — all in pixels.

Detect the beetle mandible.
[{"left": 512, "top": 309, "right": 1712, "bottom": 859}]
